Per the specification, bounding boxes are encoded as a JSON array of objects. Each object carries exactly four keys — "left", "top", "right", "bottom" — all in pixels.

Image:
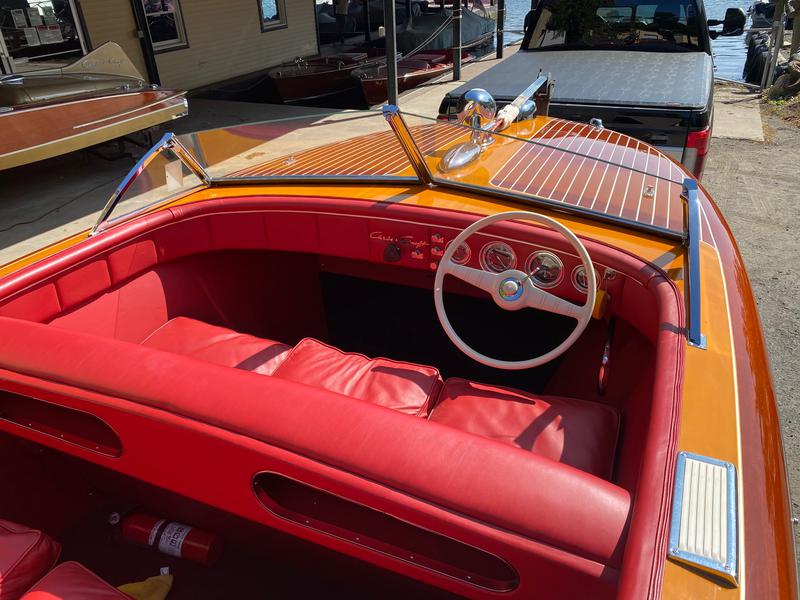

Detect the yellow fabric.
[{"left": 117, "top": 574, "right": 173, "bottom": 600}]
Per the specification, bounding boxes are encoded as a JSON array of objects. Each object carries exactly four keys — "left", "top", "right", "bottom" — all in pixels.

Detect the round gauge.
[
  {"left": 445, "top": 240, "right": 472, "bottom": 265},
  {"left": 479, "top": 242, "right": 516, "bottom": 273},
  {"left": 525, "top": 251, "right": 564, "bottom": 289},
  {"left": 571, "top": 265, "right": 601, "bottom": 293}
]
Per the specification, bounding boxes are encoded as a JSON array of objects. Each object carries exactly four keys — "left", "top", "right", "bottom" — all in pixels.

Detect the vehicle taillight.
[
  {"left": 687, "top": 127, "right": 711, "bottom": 155},
  {"left": 685, "top": 126, "right": 711, "bottom": 178}
]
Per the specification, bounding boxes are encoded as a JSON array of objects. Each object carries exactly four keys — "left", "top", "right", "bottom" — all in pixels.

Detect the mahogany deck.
[{"left": 230, "top": 117, "right": 689, "bottom": 234}]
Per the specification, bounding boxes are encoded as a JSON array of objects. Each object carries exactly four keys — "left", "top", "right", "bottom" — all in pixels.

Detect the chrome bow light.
[{"left": 457, "top": 88, "right": 497, "bottom": 147}]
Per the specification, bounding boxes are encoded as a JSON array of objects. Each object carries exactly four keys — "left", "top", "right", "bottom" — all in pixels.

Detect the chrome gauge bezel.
[
  {"left": 445, "top": 239, "right": 472, "bottom": 265},
  {"left": 524, "top": 250, "right": 564, "bottom": 289},
  {"left": 479, "top": 241, "right": 517, "bottom": 273},
  {"left": 571, "top": 265, "right": 601, "bottom": 293}
]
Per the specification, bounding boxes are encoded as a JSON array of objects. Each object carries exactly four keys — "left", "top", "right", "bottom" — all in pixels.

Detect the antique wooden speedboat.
[
  {"left": 0, "top": 80, "right": 795, "bottom": 599},
  {"left": 0, "top": 42, "right": 187, "bottom": 171},
  {"left": 353, "top": 50, "right": 474, "bottom": 105},
  {"left": 268, "top": 52, "right": 372, "bottom": 103}
]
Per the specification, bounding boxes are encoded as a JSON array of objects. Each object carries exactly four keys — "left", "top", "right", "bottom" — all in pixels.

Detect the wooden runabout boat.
[
  {"left": 0, "top": 78, "right": 795, "bottom": 599},
  {"left": 268, "top": 52, "right": 371, "bottom": 103},
  {"left": 0, "top": 42, "right": 187, "bottom": 171},
  {"left": 353, "top": 50, "right": 474, "bottom": 105}
]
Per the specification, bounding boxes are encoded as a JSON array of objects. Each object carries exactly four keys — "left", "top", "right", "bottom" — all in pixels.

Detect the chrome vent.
[{"left": 668, "top": 452, "right": 738, "bottom": 585}]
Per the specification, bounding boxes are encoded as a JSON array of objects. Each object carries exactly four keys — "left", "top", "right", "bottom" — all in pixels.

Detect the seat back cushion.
[
  {"left": 0, "top": 519, "right": 60, "bottom": 600},
  {"left": 21, "top": 562, "right": 131, "bottom": 599},
  {"left": 430, "top": 378, "right": 621, "bottom": 479},
  {"left": 140, "top": 317, "right": 291, "bottom": 375},
  {"left": 274, "top": 338, "right": 442, "bottom": 417}
]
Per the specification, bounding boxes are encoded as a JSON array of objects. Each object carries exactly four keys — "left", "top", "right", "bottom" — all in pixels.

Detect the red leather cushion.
[
  {"left": 0, "top": 519, "right": 60, "bottom": 600},
  {"left": 21, "top": 562, "right": 131, "bottom": 599},
  {"left": 430, "top": 378, "right": 621, "bottom": 479},
  {"left": 274, "top": 338, "right": 442, "bottom": 417},
  {"left": 141, "top": 317, "right": 291, "bottom": 376}
]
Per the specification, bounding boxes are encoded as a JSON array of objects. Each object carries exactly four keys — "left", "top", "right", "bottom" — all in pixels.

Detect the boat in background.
[
  {"left": 0, "top": 42, "right": 187, "bottom": 171},
  {"left": 353, "top": 50, "right": 474, "bottom": 105},
  {"left": 268, "top": 53, "right": 372, "bottom": 103}
]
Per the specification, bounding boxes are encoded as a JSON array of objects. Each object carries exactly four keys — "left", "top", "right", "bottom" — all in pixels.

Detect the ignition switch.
[{"left": 383, "top": 243, "right": 401, "bottom": 262}]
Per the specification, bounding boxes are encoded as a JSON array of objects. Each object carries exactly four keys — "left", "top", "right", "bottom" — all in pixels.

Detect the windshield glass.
[
  {"left": 99, "top": 108, "right": 687, "bottom": 237},
  {"left": 523, "top": 0, "right": 702, "bottom": 51},
  {"left": 400, "top": 111, "right": 686, "bottom": 234}
]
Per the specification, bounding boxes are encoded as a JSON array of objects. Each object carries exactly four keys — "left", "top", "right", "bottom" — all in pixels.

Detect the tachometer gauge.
[
  {"left": 571, "top": 265, "right": 601, "bottom": 292},
  {"left": 479, "top": 242, "right": 516, "bottom": 273},
  {"left": 525, "top": 251, "right": 564, "bottom": 289},
  {"left": 445, "top": 240, "right": 471, "bottom": 265}
]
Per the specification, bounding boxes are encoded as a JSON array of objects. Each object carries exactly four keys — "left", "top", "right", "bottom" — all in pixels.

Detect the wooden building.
[{"left": 0, "top": 1, "right": 319, "bottom": 89}]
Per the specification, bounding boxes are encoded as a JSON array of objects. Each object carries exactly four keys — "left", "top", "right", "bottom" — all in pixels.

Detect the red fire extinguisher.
[{"left": 121, "top": 513, "right": 223, "bottom": 566}]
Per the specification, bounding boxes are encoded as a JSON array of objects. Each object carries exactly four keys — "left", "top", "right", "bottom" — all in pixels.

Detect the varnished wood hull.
[{"left": 0, "top": 90, "right": 187, "bottom": 171}]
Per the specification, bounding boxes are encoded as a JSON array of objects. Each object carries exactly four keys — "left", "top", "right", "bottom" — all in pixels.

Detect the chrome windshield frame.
[
  {"left": 683, "top": 178, "right": 706, "bottom": 349},
  {"left": 90, "top": 132, "right": 211, "bottom": 236}
]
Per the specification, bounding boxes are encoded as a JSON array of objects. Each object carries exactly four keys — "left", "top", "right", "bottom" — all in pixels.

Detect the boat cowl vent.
[{"left": 668, "top": 452, "right": 738, "bottom": 585}]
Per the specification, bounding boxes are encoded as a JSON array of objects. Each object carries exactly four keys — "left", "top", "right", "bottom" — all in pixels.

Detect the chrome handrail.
[
  {"left": 90, "top": 133, "right": 210, "bottom": 236},
  {"left": 683, "top": 178, "right": 706, "bottom": 349}
]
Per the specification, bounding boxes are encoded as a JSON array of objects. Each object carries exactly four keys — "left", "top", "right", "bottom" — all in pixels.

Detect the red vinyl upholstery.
[
  {"left": 274, "top": 338, "right": 442, "bottom": 417},
  {"left": 141, "top": 317, "right": 291, "bottom": 376},
  {"left": 20, "top": 562, "right": 130, "bottom": 600},
  {"left": 0, "top": 519, "right": 60, "bottom": 600},
  {"left": 430, "top": 379, "right": 621, "bottom": 480}
]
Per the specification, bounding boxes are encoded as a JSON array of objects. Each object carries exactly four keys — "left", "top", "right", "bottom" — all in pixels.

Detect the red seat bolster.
[
  {"left": 274, "top": 338, "right": 442, "bottom": 417},
  {"left": 0, "top": 519, "right": 61, "bottom": 600},
  {"left": 140, "top": 317, "right": 291, "bottom": 376},
  {"left": 21, "top": 562, "right": 131, "bottom": 599},
  {"left": 430, "top": 378, "right": 621, "bottom": 479}
]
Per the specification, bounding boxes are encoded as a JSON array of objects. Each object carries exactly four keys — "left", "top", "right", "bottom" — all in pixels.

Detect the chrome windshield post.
[
  {"left": 90, "top": 133, "right": 210, "bottom": 236},
  {"left": 683, "top": 178, "right": 706, "bottom": 349},
  {"left": 382, "top": 105, "right": 434, "bottom": 186}
]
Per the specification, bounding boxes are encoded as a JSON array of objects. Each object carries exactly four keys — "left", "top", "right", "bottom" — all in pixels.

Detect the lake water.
[{"left": 501, "top": 0, "right": 751, "bottom": 81}]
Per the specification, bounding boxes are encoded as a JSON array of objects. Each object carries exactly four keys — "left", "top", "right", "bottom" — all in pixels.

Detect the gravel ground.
[{"left": 702, "top": 111, "right": 800, "bottom": 559}]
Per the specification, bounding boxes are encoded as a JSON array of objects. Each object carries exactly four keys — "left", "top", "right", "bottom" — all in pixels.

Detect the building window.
[
  {"left": 142, "top": 0, "right": 188, "bottom": 52},
  {"left": 258, "top": 0, "right": 287, "bottom": 31}
]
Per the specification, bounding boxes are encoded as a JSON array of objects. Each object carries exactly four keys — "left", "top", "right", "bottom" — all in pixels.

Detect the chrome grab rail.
[
  {"left": 683, "top": 178, "right": 706, "bottom": 349},
  {"left": 91, "top": 133, "right": 210, "bottom": 236}
]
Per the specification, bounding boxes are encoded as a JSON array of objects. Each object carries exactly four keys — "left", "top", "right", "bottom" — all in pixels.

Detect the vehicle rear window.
[{"left": 523, "top": 0, "right": 702, "bottom": 51}]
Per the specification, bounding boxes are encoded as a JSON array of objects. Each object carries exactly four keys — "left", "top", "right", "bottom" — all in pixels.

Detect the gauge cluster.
[{"left": 429, "top": 228, "right": 622, "bottom": 304}]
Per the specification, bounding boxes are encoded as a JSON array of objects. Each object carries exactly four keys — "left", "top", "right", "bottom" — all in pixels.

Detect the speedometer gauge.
[
  {"left": 525, "top": 251, "right": 564, "bottom": 289},
  {"left": 445, "top": 240, "right": 471, "bottom": 265},
  {"left": 479, "top": 242, "right": 516, "bottom": 273}
]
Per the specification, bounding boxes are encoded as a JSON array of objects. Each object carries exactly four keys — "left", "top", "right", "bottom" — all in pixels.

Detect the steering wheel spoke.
[
  {"left": 442, "top": 261, "right": 502, "bottom": 296},
  {"left": 523, "top": 281, "right": 585, "bottom": 320},
  {"left": 433, "top": 210, "right": 596, "bottom": 370}
]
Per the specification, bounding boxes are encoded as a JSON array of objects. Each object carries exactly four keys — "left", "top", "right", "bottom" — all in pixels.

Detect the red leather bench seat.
[
  {"left": 429, "top": 378, "right": 621, "bottom": 480},
  {"left": 0, "top": 519, "right": 60, "bottom": 600},
  {"left": 274, "top": 338, "right": 441, "bottom": 417},
  {"left": 140, "top": 318, "right": 442, "bottom": 418},
  {"left": 20, "top": 562, "right": 131, "bottom": 600},
  {"left": 141, "top": 317, "right": 291, "bottom": 376}
]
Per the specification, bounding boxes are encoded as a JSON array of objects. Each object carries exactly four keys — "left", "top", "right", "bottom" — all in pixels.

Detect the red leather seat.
[
  {"left": 429, "top": 378, "right": 621, "bottom": 479},
  {"left": 141, "top": 317, "right": 291, "bottom": 375},
  {"left": 0, "top": 519, "right": 60, "bottom": 600},
  {"left": 20, "top": 562, "right": 130, "bottom": 599},
  {"left": 274, "top": 338, "right": 442, "bottom": 417}
]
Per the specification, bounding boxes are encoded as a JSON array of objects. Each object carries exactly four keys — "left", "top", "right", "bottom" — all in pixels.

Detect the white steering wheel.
[{"left": 434, "top": 211, "right": 596, "bottom": 370}]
